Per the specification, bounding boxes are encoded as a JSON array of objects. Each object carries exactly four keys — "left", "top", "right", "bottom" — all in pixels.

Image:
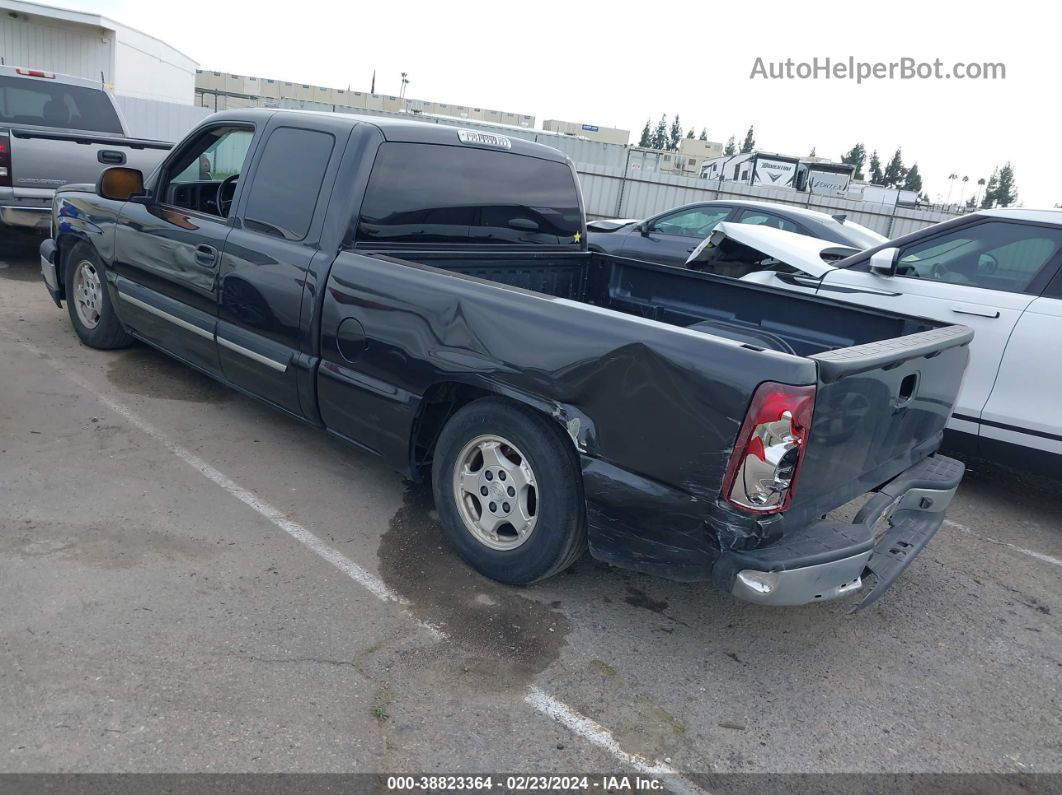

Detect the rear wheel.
[
  {"left": 65, "top": 243, "right": 133, "bottom": 350},
  {"left": 431, "top": 397, "right": 586, "bottom": 584}
]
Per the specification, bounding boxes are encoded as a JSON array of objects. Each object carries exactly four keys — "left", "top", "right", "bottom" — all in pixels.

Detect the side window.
[
  {"left": 895, "top": 221, "right": 1062, "bottom": 293},
  {"left": 170, "top": 128, "right": 253, "bottom": 185},
  {"left": 242, "top": 127, "right": 334, "bottom": 241},
  {"left": 160, "top": 126, "right": 254, "bottom": 218},
  {"left": 652, "top": 207, "right": 729, "bottom": 238},
  {"left": 736, "top": 210, "right": 800, "bottom": 233}
]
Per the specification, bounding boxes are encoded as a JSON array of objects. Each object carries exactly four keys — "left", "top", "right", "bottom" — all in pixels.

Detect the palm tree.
[
  {"left": 945, "top": 173, "right": 959, "bottom": 205},
  {"left": 975, "top": 177, "right": 986, "bottom": 206},
  {"left": 957, "top": 175, "right": 970, "bottom": 206}
]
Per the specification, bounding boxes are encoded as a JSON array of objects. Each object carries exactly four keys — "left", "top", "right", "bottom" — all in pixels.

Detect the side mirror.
[
  {"left": 869, "top": 246, "right": 899, "bottom": 276},
  {"left": 97, "top": 167, "right": 145, "bottom": 201},
  {"left": 638, "top": 221, "right": 651, "bottom": 237}
]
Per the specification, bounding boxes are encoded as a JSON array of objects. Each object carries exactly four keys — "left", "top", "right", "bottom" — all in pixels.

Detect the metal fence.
[
  {"left": 111, "top": 96, "right": 962, "bottom": 239},
  {"left": 114, "top": 95, "right": 211, "bottom": 143}
]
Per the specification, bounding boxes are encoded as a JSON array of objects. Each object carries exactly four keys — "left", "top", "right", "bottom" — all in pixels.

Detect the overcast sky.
[{"left": 58, "top": 0, "right": 1061, "bottom": 207}]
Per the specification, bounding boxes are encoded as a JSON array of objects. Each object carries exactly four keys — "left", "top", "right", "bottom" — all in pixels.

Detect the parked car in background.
[
  {"left": 586, "top": 199, "right": 887, "bottom": 267},
  {"left": 40, "top": 109, "right": 971, "bottom": 608},
  {"left": 694, "top": 211, "right": 1062, "bottom": 476},
  {"left": 0, "top": 65, "right": 171, "bottom": 233}
]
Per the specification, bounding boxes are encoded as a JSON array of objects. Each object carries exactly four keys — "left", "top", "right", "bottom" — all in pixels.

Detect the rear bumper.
[
  {"left": 714, "top": 455, "right": 964, "bottom": 609},
  {"left": 1, "top": 205, "right": 49, "bottom": 230}
]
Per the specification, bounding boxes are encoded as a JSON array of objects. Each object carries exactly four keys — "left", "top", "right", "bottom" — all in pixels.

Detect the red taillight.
[
  {"left": 722, "top": 382, "right": 816, "bottom": 514},
  {"left": 15, "top": 68, "right": 55, "bottom": 78},
  {"left": 0, "top": 132, "right": 10, "bottom": 188}
]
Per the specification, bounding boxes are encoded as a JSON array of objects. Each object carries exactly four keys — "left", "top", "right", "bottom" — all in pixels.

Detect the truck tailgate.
[
  {"left": 9, "top": 128, "right": 170, "bottom": 197},
  {"left": 790, "top": 324, "right": 972, "bottom": 520}
]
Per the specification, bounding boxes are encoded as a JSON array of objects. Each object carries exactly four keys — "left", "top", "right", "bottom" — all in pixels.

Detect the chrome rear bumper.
[{"left": 720, "top": 455, "right": 965, "bottom": 609}]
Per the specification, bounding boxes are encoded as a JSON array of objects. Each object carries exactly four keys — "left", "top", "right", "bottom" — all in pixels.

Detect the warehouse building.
[
  {"left": 541, "top": 119, "right": 629, "bottom": 146},
  {"left": 195, "top": 71, "right": 535, "bottom": 129},
  {"left": 0, "top": 0, "right": 197, "bottom": 104}
]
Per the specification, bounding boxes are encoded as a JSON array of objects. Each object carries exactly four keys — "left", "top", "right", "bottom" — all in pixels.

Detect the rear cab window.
[
  {"left": 355, "top": 142, "right": 582, "bottom": 247},
  {"left": 0, "top": 75, "right": 123, "bottom": 133}
]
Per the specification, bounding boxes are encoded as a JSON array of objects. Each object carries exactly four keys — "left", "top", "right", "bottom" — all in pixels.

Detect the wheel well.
[
  {"left": 409, "top": 382, "right": 494, "bottom": 480},
  {"left": 54, "top": 234, "right": 88, "bottom": 292},
  {"left": 409, "top": 382, "right": 581, "bottom": 481}
]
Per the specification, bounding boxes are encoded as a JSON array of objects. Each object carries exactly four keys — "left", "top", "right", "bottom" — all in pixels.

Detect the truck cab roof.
[{"left": 203, "top": 108, "right": 573, "bottom": 165}]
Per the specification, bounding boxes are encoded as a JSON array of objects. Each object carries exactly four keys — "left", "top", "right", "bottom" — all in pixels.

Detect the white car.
[{"left": 687, "top": 210, "right": 1062, "bottom": 476}]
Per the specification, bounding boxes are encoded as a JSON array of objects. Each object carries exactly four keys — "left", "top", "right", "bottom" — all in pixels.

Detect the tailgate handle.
[
  {"left": 98, "top": 150, "right": 126, "bottom": 165},
  {"left": 951, "top": 306, "right": 1000, "bottom": 319}
]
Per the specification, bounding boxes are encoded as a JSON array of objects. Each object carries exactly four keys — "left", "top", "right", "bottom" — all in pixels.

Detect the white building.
[
  {"left": 0, "top": 0, "right": 197, "bottom": 104},
  {"left": 541, "top": 119, "right": 629, "bottom": 146}
]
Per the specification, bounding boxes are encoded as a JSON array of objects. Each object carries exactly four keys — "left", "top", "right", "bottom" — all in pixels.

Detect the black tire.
[
  {"left": 431, "top": 397, "right": 587, "bottom": 585},
  {"left": 64, "top": 242, "right": 133, "bottom": 350}
]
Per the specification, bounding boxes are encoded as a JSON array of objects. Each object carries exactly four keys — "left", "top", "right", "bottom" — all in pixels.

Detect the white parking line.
[
  {"left": 525, "top": 687, "right": 706, "bottom": 795},
  {"left": 9, "top": 332, "right": 701, "bottom": 790},
  {"left": 944, "top": 519, "right": 1062, "bottom": 569}
]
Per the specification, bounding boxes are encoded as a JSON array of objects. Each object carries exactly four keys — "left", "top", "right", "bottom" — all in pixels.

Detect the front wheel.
[
  {"left": 65, "top": 243, "right": 133, "bottom": 350},
  {"left": 431, "top": 397, "right": 586, "bottom": 584}
]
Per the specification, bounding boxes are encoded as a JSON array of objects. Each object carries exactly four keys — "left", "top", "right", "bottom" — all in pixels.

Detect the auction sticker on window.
[{"left": 457, "top": 129, "right": 512, "bottom": 149}]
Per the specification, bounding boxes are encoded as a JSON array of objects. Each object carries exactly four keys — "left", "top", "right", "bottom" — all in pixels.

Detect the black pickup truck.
[{"left": 40, "top": 109, "right": 971, "bottom": 609}]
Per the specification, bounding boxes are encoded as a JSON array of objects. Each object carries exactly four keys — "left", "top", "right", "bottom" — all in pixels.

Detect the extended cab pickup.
[
  {"left": 0, "top": 66, "right": 171, "bottom": 232},
  {"left": 40, "top": 109, "right": 971, "bottom": 609}
]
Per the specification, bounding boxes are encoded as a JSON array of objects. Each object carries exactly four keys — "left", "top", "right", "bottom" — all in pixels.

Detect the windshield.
[{"left": 0, "top": 75, "right": 123, "bottom": 134}]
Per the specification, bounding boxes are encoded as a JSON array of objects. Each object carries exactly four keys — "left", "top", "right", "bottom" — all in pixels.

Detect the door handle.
[
  {"left": 686, "top": 246, "right": 697, "bottom": 253},
  {"left": 951, "top": 307, "right": 1000, "bottom": 319},
  {"left": 194, "top": 244, "right": 218, "bottom": 266},
  {"left": 97, "top": 149, "right": 126, "bottom": 165}
]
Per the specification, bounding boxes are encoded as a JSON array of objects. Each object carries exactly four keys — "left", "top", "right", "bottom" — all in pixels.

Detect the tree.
[
  {"left": 981, "top": 168, "right": 1000, "bottom": 208},
  {"left": 975, "top": 177, "right": 987, "bottom": 206},
  {"left": 994, "top": 162, "right": 1018, "bottom": 207},
  {"left": 699, "top": 128, "right": 708, "bottom": 141},
  {"left": 903, "top": 163, "right": 923, "bottom": 192},
  {"left": 945, "top": 173, "right": 958, "bottom": 205},
  {"left": 638, "top": 119, "right": 652, "bottom": 148},
  {"left": 669, "top": 115, "right": 682, "bottom": 151},
  {"left": 882, "top": 149, "right": 906, "bottom": 188},
  {"left": 724, "top": 135, "right": 736, "bottom": 156},
  {"left": 809, "top": 146, "right": 817, "bottom": 157},
  {"left": 740, "top": 125, "right": 756, "bottom": 153},
  {"left": 686, "top": 128, "right": 695, "bottom": 139},
  {"left": 868, "top": 150, "right": 883, "bottom": 184},
  {"left": 651, "top": 115, "right": 669, "bottom": 150},
  {"left": 840, "top": 143, "right": 867, "bottom": 181},
  {"left": 957, "top": 175, "right": 970, "bottom": 206}
]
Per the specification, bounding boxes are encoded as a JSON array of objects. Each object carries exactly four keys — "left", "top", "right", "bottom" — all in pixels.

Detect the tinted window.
[
  {"left": 737, "top": 210, "right": 800, "bottom": 234},
  {"left": 357, "top": 143, "right": 582, "bottom": 246},
  {"left": 896, "top": 221, "right": 1062, "bottom": 293},
  {"left": 652, "top": 207, "right": 729, "bottom": 238},
  {"left": 243, "top": 128, "right": 334, "bottom": 240},
  {"left": 0, "top": 75, "right": 123, "bottom": 133}
]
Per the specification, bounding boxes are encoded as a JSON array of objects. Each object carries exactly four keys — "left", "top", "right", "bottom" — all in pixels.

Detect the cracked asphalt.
[{"left": 1, "top": 234, "right": 1059, "bottom": 777}]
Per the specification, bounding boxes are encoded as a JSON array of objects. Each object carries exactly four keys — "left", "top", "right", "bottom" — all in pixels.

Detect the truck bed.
[
  {"left": 348, "top": 248, "right": 970, "bottom": 536},
  {"left": 386, "top": 249, "right": 940, "bottom": 356}
]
